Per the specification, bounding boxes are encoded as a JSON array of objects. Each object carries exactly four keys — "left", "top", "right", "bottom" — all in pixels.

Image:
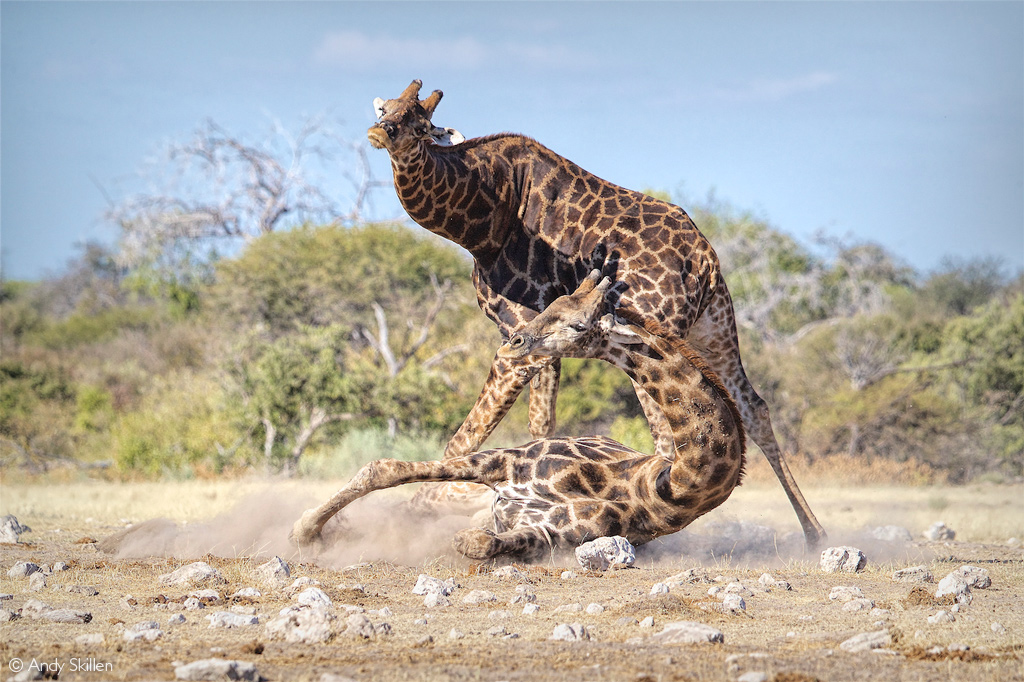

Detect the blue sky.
[{"left": 2, "top": 1, "right": 1022, "bottom": 281}]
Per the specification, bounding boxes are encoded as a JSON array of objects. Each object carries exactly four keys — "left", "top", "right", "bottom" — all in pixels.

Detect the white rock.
[
  {"left": 585, "top": 603, "right": 605, "bottom": 615},
  {"left": 423, "top": 593, "right": 451, "bottom": 608},
  {"left": 509, "top": 585, "right": 536, "bottom": 604},
  {"left": 724, "top": 582, "right": 753, "bottom": 596},
  {"left": 488, "top": 609, "right": 513, "bottom": 621},
  {"left": 738, "top": 673, "right": 769, "bottom": 682},
  {"left": 448, "top": 627, "right": 465, "bottom": 639},
  {"left": 28, "top": 572, "right": 47, "bottom": 591},
  {"left": 757, "top": 573, "right": 775, "bottom": 587},
  {"left": 923, "top": 521, "right": 955, "bottom": 541},
  {"left": 892, "top": 566, "right": 933, "bottom": 583},
  {"left": 992, "top": 622, "right": 1007, "bottom": 634},
  {"left": 51, "top": 561, "right": 69, "bottom": 572},
  {"left": 639, "top": 616, "right": 655, "bottom": 628},
  {"left": 554, "top": 603, "right": 583, "bottom": 613},
  {"left": 648, "top": 621, "right": 724, "bottom": 645},
  {"left": 462, "top": 589, "right": 497, "bottom": 605},
  {"left": 159, "top": 562, "right": 226, "bottom": 587},
  {"left": 523, "top": 603, "right": 540, "bottom": 615},
  {"left": 1, "top": 515, "right": 31, "bottom": 543},
  {"left": 265, "top": 606, "right": 335, "bottom": 644},
  {"left": 839, "top": 630, "right": 891, "bottom": 652},
  {"left": 286, "top": 576, "right": 320, "bottom": 592},
  {"left": 231, "top": 587, "right": 262, "bottom": 599},
  {"left": 550, "top": 623, "right": 590, "bottom": 641},
  {"left": 575, "top": 535, "right": 636, "bottom": 570},
  {"left": 820, "top": 546, "right": 868, "bottom": 573},
  {"left": 168, "top": 613, "right": 186, "bottom": 625},
  {"left": 721, "top": 594, "right": 746, "bottom": 611},
  {"left": 871, "top": 525, "right": 914, "bottom": 542},
  {"left": 928, "top": 610, "right": 955, "bottom": 624},
  {"left": 206, "top": 611, "right": 258, "bottom": 628},
  {"left": 935, "top": 573, "right": 972, "bottom": 604},
  {"left": 174, "top": 659, "right": 260, "bottom": 681},
  {"left": 829, "top": 586, "right": 865, "bottom": 602},
  {"left": 343, "top": 613, "right": 377, "bottom": 638},
  {"left": 124, "top": 620, "right": 163, "bottom": 642},
  {"left": 954, "top": 565, "right": 991, "bottom": 589},
  {"left": 412, "top": 574, "right": 456, "bottom": 597},
  {"left": 650, "top": 582, "right": 670, "bottom": 596},
  {"left": 295, "top": 587, "right": 332, "bottom": 609},
  {"left": 255, "top": 556, "right": 291, "bottom": 586},
  {"left": 40, "top": 608, "right": 93, "bottom": 624},
  {"left": 7, "top": 561, "right": 41, "bottom": 578},
  {"left": 183, "top": 597, "right": 204, "bottom": 611},
  {"left": 490, "top": 565, "right": 530, "bottom": 581},
  {"left": 560, "top": 570, "right": 577, "bottom": 580},
  {"left": 842, "top": 598, "right": 875, "bottom": 612}
]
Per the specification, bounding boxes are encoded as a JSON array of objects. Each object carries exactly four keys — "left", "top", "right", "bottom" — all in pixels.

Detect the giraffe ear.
[
  {"left": 429, "top": 125, "right": 465, "bottom": 146},
  {"left": 373, "top": 97, "right": 385, "bottom": 119},
  {"left": 599, "top": 314, "right": 644, "bottom": 345}
]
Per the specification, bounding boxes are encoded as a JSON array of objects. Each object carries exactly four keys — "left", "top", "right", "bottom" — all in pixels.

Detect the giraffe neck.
[
  {"left": 388, "top": 139, "right": 517, "bottom": 264},
  {"left": 596, "top": 335, "right": 745, "bottom": 499}
]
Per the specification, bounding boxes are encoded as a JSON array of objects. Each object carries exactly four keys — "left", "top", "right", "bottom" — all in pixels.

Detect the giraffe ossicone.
[{"left": 291, "top": 272, "right": 746, "bottom": 562}]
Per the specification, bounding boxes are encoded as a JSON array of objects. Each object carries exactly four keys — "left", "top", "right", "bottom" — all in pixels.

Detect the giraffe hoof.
[
  {"left": 453, "top": 527, "right": 500, "bottom": 560},
  {"left": 290, "top": 510, "right": 325, "bottom": 550}
]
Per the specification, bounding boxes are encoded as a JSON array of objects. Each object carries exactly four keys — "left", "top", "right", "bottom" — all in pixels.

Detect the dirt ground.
[{"left": 1, "top": 480, "right": 1022, "bottom": 682}]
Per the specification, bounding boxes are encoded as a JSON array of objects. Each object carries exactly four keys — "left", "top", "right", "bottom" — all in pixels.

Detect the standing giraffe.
[
  {"left": 292, "top": 271, "right": 745, "bottom": 560},
  {"left": 366, "top": 79, "right": 824, "bottom": 547}
]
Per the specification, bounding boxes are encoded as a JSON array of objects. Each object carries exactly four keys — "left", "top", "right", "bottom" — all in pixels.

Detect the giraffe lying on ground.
[
  {"left": 367, "top": 79, "right": 824, "bottom": 547},
  {"left": 291, "top": 271, "right": 745, "bottom": 561}
]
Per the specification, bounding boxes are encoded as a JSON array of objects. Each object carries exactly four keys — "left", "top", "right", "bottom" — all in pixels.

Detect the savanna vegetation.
[{"left": 2, "top": 121, "right": 1021, "bottom": 486}]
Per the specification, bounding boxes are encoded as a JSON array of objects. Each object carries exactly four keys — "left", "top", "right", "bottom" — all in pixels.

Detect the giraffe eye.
[{"left": 572, "top": 322, "right": 587, "bottom": 332}]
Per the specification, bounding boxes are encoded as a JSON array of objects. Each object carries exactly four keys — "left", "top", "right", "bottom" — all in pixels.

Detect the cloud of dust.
[
  {"left": 99, "top": 488, "right": 933, "bottom": 570},
  {"left": 99, "top": 488, "right": 475, "bottom": 568}
]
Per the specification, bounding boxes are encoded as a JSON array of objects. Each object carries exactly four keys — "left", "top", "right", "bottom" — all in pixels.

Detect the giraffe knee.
[{"left": 453, "top": 527, "right": 500, "bottom": 560}]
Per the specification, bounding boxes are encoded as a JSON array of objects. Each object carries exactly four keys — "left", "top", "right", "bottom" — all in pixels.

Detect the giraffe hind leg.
[{"left": 453, "top": 526, "right": 552, "bottom": 562}]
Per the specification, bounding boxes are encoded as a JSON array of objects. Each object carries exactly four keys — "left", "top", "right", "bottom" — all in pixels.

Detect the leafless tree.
[{"left": 109, "top": 116, "right": 389, "bottom": 271}]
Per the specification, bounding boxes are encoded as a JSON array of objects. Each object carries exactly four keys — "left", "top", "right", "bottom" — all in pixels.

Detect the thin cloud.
[
  {"left": 313, "top": 30, "right": 488, "bottom": 71},
  {"left": 713, "top": 71, "right": 839, "bottom": 103}
]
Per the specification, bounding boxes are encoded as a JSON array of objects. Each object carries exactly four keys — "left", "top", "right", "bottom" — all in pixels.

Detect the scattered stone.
[
  {"left": 174, "top": 659, "right": 260, "bottom": 681},
  {"left": 724, "top": 582, "right": 753, "bottom": 596},
  {"left": 159, "top": 562, "right": 226, "bottom": 587},
  {"left": 265, "top": 606, "right": 335, "bottom": 644},
  {"left": 1, "top": 515, "right": 31, "bottom": 543},
  {"left": 28, "top": 572, "right": 47, "bottom": 591},
  {"left": 843, "top": 598, "right": 875, "bottom": 612},
  {"left": 928, "top": 610, "right": 955, "bottom": 624},
  {"left": 871, "top": 525, "right": 914, "bottom": 542},
  {"left": 738, "top": 673, "right": 769, "bottom": 682},
  {"left": 462, "top": 589, "right": 497, "bottom": 605},
  {"left": 490, "top": 565, "right": 530, "bottom": 581},
  {"left": 574, "top": 535, "right": 636, "bottom": 571},
  {"left": 648, "top": 621, "right": 724, "bottom": 645},
  {"left": 947, "top": 642, "right": 970, "bottom": 652},
  {"left": 51, "top": 561, "right": 69, "bottom": 572},
  {"left": 0, "top": 593, "right": 11, "bottom": 601},
  {"left": 231, "top": 587, "right": 261, "bottom": 599},
  {"left": 7, "top": 561, "right": 41, "bottom": 578},
  {"left": 550, "top": 623, "right": 590, "bottom": 641},
  {"left": 509, "top": 585, "right": 536, "bottom": 604},
  {"left": 585, "top": 603, "right": 605, "bottom": 615},
  {"left": 560, "top": 570, "right": 577, "bottom": 580},
  {"left": 319, "top": 675, "right": 359, "bottom": 682},
  {"left": 413, "top": 635, "right": 434, "bottom": 647},
  {"left": 991, "top": 622, "right": 1006, "bottom": 634},
  {"left": 343, "top": 613, "right": 378, "bottom": 638},
  {"left": 448, "top": 627, "right": 465, "bottom": 639},
  {"left": 923, "top": 521, "right": 955, "bottom": 541},
  {"left": 650, "top": 582, "right": 670, "bottom": 596},
  {"left": 486, "top": 625, "right": 507, "bottom": 637},
  {"left": 935, "top": 573, "right": 972, "bottom": 604},
  {"left": 666, "top": 568, "right": 711, "bottom": 585},
  {"left": 124, "top": 620, "right": 163, "bottom": 642},
  {"left": 953, "top": 565, "right": 991, "bottom": 589},
  {"left": 892, "top": 566, "right": 933, "bottom": 583},
  {"left": 554, "top": 603, "right": 583, "bottom": 613},
  {"left": 488, "top": 609, "right": 513, "bottom": 621},
  {"left": 412, "top": 574, "right": 456, "bottom": 597},
  {"left": 168, "top": 613, "right": 186, "bottom": 625},
  {"left": 256, "top": 556, "right": 291, "bottom": 586},
  {"left": 820, "top": 546, "right": 868, "bottom": 573},
  {"left": 639, "top": 616, "right": 655, "bottom": 628},
  {"left": 184, "top": 597, "right": 205, "bottom": 611},
  {"left": 721, "top": 594, "right": 746, "bottom": 612},
  {"left": 829, "top": 586, "right": 865, "bottom": 602},
  {"left": 41, "top": 608, "right": 93, "bottom": 624},
  {"left": 206, "top": 611, "right": 258, "bottom": 628},
  {"left": 295, "top": 587, "right": 332, "bottom": 609},
  {"left": 523, "top": 604, "right": 540, "bottom": 615},
  {"left": 65, "top": 585, "right": 99, "bottom": 596},
  {"left": 0, "top": 608, "right": 19, "bottom": 622},
  {"left": 839, "top": 630, "right": 891, "bottom": 652},
  {"left": 870, "top": 608, "right": 891, "bottom": 619},
  {"left": 423, "top": 593, "right": 451, "bottom": 608},
  {"left": 286, "top": 577, "right": 320, "bottom": 593},
  {"left": 75, "top": 633, "right": 105, "bottom": 645}
]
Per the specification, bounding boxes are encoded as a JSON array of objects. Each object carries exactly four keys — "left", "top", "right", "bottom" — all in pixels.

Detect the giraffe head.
[
  {"left": 499, "top": 270, "right": 641, "bottom": 360},
  {"left": 368, "top": 79, "right": 465, "bottom": 153}
]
